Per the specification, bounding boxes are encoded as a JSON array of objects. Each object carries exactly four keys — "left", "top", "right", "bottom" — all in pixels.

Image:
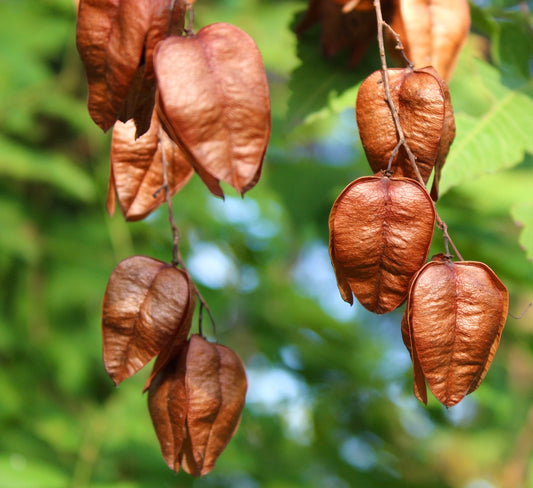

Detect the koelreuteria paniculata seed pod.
[{"left": 329, "top": 174, "right": 435, "bottom": 314}]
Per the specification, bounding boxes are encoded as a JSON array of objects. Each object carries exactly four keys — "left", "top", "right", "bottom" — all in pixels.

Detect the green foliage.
[
  {"left": 443, "top": 57, "right": 533, "bottom": 191},
  {"left": 1, "top": 1, "right": 533, "bottom": 488}
]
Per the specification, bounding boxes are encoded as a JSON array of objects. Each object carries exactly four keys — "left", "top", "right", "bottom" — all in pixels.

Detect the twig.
[
  {"left": 185, "top": 2, "right": 194, "bottom": 36},
  {"left": 509, "top": 302, "right": 532, "bottom": 320},
  {"left": 159, "top": 140, "right": 181, "bottom": 267},
  {"left": 373, "top": 0, "right": 464, "bottom": 261},
  {"left": 382, "top": 22, "right": 414, "bottom": 68},
  {"left": 159, "top": 128, "right": 217, "bottom": 339}
]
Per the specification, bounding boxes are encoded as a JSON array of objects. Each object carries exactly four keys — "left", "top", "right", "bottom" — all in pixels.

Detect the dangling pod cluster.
[
  {"left": 76, "top": 0, "right": 271, "bottom": 475},
  {"left": 328, "top": 3, "right": 508, "bottom": 408}
]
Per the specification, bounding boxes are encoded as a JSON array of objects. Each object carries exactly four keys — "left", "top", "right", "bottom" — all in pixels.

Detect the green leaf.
[{"left": 440, "top": 59, "right": 533, "bottom": 195}]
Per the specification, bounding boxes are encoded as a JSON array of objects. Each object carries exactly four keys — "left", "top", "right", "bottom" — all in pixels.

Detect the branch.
[
  {"left": 373, "top": 0, "right": 464, "bottom": 261},
  {"left": 159, "top": 127, "right": 217, "bottom": 339}
]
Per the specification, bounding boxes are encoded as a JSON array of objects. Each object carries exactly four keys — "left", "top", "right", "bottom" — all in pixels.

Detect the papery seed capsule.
[
  {"left": 388, "top": 0, "right": 470, "bottom": 81},
  {"left": 76, "top": 0, "right": 186, "bottom": 134},
  {"left": 102, "top": 255, "right": 195, "bottom": 385},
  {"left": 329, "top": 173, "right": 435, "bottom": 314},
  {"left": 148, "top": 335, "right": 247, "bottom": 476},
  {"left": 405, "top": 254, "right": 508, "bottom": 407},
  {"left": 109, "top": 111, "right": 193, "bottom": 221},
  {"left": 356, "top": 67, "right": 455, "bottom": 200},
  {"left": 155, "top": 23, "right": 271, "bottom": 197}
]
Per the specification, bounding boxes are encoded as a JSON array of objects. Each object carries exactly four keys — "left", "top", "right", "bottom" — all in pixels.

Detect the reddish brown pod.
[
  {"left": 107, "top": 111, "right": 193, "bottom": 221},
  {"left": 101, "top": 256, "right": 195, "bottom": 385},
  {"left": 148, "top": 334, "right": 247, "bottom": 476},
  {"left": 403, "top": 254, "right": 509, "bottom": 407},
  {"left": 329, "top": 173, "right": 435, "bottom": 314},
  {"left": 388, "top": 0, "right": 470, "bottom": 81},
  {"left": 76, "top": 0, "right": 186, "bottom": 134},
  {"left": 295, "top": 0, "right": 394, "bottom": 66},
  {"left": 155, "top": 23, "right": 271, "bottom": 197},
  {"left": 356, "top": 67, "right": 455, "bottom": 200}
]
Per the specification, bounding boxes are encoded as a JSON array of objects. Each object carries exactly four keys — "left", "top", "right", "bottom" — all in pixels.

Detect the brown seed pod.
[
  {"left": 101, "top": 255, "right": 195, "bottom": 385},
  {"left": 76, "top": 0, "right": 186, "bottom": 134},
  {"left": 404, "top": 254, "right": 509, "bottom": 407},
  {"left": 329, "top": 174, "right": 435, "bottom": 314},
  {"left": 108, "top": 110, "right": 193, "bottom": 221},
  {"left": 295, "top": 0, "right": 394, "bottom": 66},
  {"left": 118, "top": 0, "right": 187, "bottom": 137},
  {"left": 147, "top": 354, "right": 188, "bottom": 472},
  {"left": 154, "top": 23, "right": 271, "bottom": 197},
  {"left": 355, "top": 67, "right": 455, "bottom": 200},
  {"left": 388, "top": 0, "right": 470, "bottom": 81},
  {"left": 148, "top": 335, "right": 247, "bottom": 476}
]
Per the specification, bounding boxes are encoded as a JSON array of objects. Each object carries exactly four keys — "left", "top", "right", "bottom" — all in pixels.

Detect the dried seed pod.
[
  {"left": 405, "top": 254, "right": 509, "bottom": 407},
  {"left": 295, "top": 0, "right": 394, "bottom": 66},
  {"left": 108, "top": 111, "right": 193, "bottom": 221},
  {"left": 329, "top": 174, "right": 435, "bottom": 314},
  {"left": 76, "top": 0, "right": 186, "bottom": 134},
  {"left": 148, "top": 335, "right": 247, "bottom": 476},
  {"left": 355, "top": 67, "right": 455, "bottom": 200},
  {"left": 147, "top": 354, "right": 188, "bottom": 472},
  {"left": 388, "top": 0, "right": 470, "bottom": 81},
  {"left": 102, "top": 255, "right": 195, "bottom": 385},
  {"left": 76, "top": 0, "right": 150, "bottom": 132},
  {"left": 119, "top": 0, "right": 187, "bottom": 137},
  {"left": 155, "top": 23, "right": 271, "bottom": 197}
]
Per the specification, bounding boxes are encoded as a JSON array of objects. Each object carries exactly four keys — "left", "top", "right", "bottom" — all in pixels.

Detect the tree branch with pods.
[
  {"left": 373, "top": 0, "right": 463, "bottom": 260},
  {"left": 76, "top": 0, "right": 270, "bottom": 475},
  {"left": 329, "top": 0, "right": 509, "bottom": 407}
]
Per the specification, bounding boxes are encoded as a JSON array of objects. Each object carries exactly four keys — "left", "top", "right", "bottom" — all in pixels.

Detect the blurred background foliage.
[{"left": 1, "top": 0, "right": 533, "bottom": 487}]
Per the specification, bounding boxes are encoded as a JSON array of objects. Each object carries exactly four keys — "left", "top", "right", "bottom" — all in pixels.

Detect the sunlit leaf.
[{"left": 440, "top": 59, "right": 533, "bottom": 195}]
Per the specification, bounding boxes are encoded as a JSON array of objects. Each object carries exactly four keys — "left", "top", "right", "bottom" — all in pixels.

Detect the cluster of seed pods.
[
  {"left": 76, "top": 0, "right": 271, "bottom": 475},
  {"left": 329, "top": 65, "right": 509, "bottom": 407}
]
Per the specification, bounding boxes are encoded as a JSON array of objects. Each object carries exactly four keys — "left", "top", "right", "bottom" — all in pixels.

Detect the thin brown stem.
[
  {"left": 382, "top": 22, "right": 414, "bottom": 68},
  {"left": 159, "top": 140, "right": 180, "bottom": 266},
  {"left": 373, "top": 0, "right": 464, "bottom": 261},
  {"left": 436, "top": 218, "right": 463, "bottom": 261},
  {"left": 159, "top": 127, "right": 217, "bottom": 339},
  {"left": 185, "top": 2, "right": 194, "bottom": 36},
  {"left": 509, "top": 302, "right": 532, "bottom": 320}
]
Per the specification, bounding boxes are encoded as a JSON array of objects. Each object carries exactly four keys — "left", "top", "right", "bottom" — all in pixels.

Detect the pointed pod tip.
[{"left": 341, "top": 294, "right": 354, "bottom": 306}]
